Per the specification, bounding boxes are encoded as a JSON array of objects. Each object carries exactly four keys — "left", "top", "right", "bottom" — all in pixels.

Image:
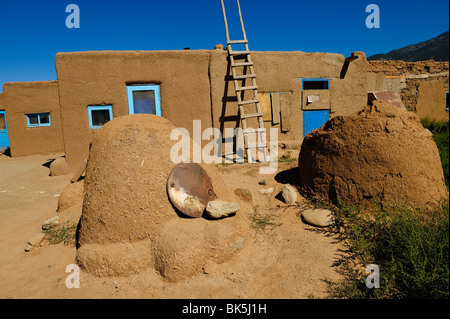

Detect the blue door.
[
  {"left": 0, "top": 110, "right": 10, "bottom": 151},
  {"left": 303, "top": 110, "right": 330, "bottom": 138}
]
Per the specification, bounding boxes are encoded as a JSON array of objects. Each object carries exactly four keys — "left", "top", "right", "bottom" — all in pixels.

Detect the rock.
[
  {"left": 206, "top": 200, "right": 240, "bottom": 219},
  {"left": 25, "top": 232, "right": 46, "bottom": 252},
  {"left": 258, "top": 187, "right": 275, "bottom": 195},
  {"left": 258, "top": 179, "right": 267, "bottom": 186},
  {"left": 301, "top": 209, "right": 334, "bottom": 227},
  {"left": 42, "top": 216, "right": 59, "bottom": 230},
  {"left": 230, "top": 237, "right": 245, "bottom": 253},
  {"left": 49, "top": 158, "right": 70, "bottom": 176},
  {"left": 281, "top": 184, "right": 297, "bottom": 204},
  {"left": 234, "top": 188, "right": 252, "bottom": 202}
]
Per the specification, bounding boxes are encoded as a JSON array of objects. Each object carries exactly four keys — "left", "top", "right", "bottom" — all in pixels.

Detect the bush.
[
  {"left": 43, "top": 221, "right": 77, "bottom": 246},
  {"left": 421, "top": 119, "right": 449, "bottom": 187},
  {"left": 328, "top": 199, "right": 449, "bottom": 299}
]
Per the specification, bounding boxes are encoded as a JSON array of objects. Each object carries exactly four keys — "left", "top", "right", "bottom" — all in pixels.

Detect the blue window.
[
  {"left": 88, "top": 105, "right": 113, "bottom": 129},
  {"left": 26, "top": 113, "right": 51, "bottom": 127},
  {"left": 127, "top": 84, "right": 161, "bottom": 116}
]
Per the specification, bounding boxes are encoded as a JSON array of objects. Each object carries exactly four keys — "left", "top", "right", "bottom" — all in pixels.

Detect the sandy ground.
[{"left": 0, "top": 153, "right": 346, "bottom": 299}]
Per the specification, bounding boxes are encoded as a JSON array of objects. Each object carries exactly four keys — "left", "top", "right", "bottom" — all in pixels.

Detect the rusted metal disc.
[{"left": 167, "top": 163, "right": 216, "bottom": 218}]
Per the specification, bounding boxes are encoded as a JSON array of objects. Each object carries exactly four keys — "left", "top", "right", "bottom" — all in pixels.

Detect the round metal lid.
[{"left": 167, "top": 163, "right": 216, "bottom": 218}]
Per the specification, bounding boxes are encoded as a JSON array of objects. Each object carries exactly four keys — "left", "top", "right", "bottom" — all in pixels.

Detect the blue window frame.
[
  {"left": 127, "top": 84, "right": 161, "bottom": 116},
  {"left": 0, "top": 110, "right": 10, "bottom": 150},
  {"left": 88, "top": 105, "right": 113, "bottom": 129},
  {"left": 26, "top": 113, "right": 51, "bottom": 127}
]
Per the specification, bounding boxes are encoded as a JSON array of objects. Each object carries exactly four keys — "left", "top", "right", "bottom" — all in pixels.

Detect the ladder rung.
[
  {"left": 228, "top": 39, "right": 248, "bottom": 44},
  {"left": 246, "top": 144, "right": 268, "bottom": 149},
  {"left": 234, "top": 74, "right": 256, "bottom": 80},
  {"left": 239, "top": 99, "right": 259, "bottom": 105},
  {"left": 243, "top": 128, "right": 267, "bottom": 134},
  {"left": 232, "top": 62, "right": 254, "bottom": 67},
  {"left": 236, "top": 85, "right": 258, "bottom": 91},
  {"left": 230, "top": 50, "right": 250, "bottom": 55},
  {"left": 241, "top": 112, "right": 263, "bottom": 119}
]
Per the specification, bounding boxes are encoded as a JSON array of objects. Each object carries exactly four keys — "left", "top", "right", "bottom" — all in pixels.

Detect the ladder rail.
[
  {"left": 220, "top": 0, "right": 269, "bottom": 163},
  {"left": 220, "top": 0, "right": 231, "bottom": 43},
  {"left": 220, "top": 0, "right": 248, "bottom": 44},
  {"left": 236, "top": 0, "right": 248, "bottom": 41}
]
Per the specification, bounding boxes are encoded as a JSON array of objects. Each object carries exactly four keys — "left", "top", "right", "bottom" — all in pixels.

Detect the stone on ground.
[
  {"left": 206, "top": 200, "right": 240, "bottom": 219},
  {"left": 25, "top": 232, "right": 46, "bottom": 252},
  {"left": 301, "top": 209, "right": 334, "bottom": 227},
  {"left": 281, "top": 184, "right": 297, "bottom": 204},
  {"left": 258, "top": 187, "right": 275, "bottom": 195},
  {"left": 42, "top": 216, "right": 59, "bottom": 230}
]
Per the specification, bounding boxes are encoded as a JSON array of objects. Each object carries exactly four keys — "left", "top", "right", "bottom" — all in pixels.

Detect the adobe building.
[
  {"left": 2, "top": 47, "right": 448, "bottom": 172},
  {"left": 54, "top": 48, "right": 368, "bottom": 170},
  {"left": 367, "top": 60, "right": 449, "bottom": 121},
  {"left": 54, "top": 50, "right": 214, "bottom": 170},
  {"left": 5, "top": 47, "right": 447, "bottom": 171},
  {"left": 2, "top": 81, "right": 64, "bottom": 157}
]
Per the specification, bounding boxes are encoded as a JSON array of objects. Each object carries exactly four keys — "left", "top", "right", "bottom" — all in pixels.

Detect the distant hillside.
[{"left": 368, "top": 31, "right": 449, "bottom": 62}]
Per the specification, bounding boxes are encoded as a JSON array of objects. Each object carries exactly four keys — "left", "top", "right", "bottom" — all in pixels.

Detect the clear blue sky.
[{"left": 0, "top": 0, "right": 448, "bottom": 92}]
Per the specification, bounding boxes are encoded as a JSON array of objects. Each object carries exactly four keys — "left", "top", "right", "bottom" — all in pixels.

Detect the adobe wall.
[
  {"left": 368, "top": 60, "right": 449, "bottom": 75},
  {"left": 0, "top": 93, "right": 4, "bottom": 108},
  {"left": 209, "top": 48, "right": 368, "bottom": 146},
  {"left": 55, "top": 50, "right": 212, "bottom": 170},
  {"left": 329, "top": 52, "right": 368, "bottom": 117},
  {"left": 367, "top": 60, "right": 449, "bottom": 121},
  {"left": 2, "top": 81, "right": 64, "bottom": 157},
  {"left": 415, "top": 80, "right": 448, "bottom": 121},
  {"left": 56, "top": 49, "right": 368, "bottom": 169}
]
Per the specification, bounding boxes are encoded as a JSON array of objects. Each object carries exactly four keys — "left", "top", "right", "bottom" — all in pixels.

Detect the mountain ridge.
[{"left": 368, "top": 31, "right": 449, "bottom": 62}]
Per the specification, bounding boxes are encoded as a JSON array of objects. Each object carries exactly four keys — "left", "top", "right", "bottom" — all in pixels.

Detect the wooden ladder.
[{"left": 220, "top": 0, "right": 268, "bottom": 163}]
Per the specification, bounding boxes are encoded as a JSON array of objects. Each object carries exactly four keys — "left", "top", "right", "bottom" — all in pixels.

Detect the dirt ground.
[{"left": 0, "top": 152, "right": 346, "bottom": 299}]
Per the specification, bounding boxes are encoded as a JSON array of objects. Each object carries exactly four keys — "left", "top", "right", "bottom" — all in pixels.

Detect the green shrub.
[
  {"left": 421, "top": 119, "right": 449, "bottom": 187},
  {"left": 249, "top": 206, "right": 282, "bottom": 235},
  {"left": 328, "top": 199, "right": 449, "bottom": 299},
  {"left": 44, "top": 221, "right": 77, "bottom": 246}
]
